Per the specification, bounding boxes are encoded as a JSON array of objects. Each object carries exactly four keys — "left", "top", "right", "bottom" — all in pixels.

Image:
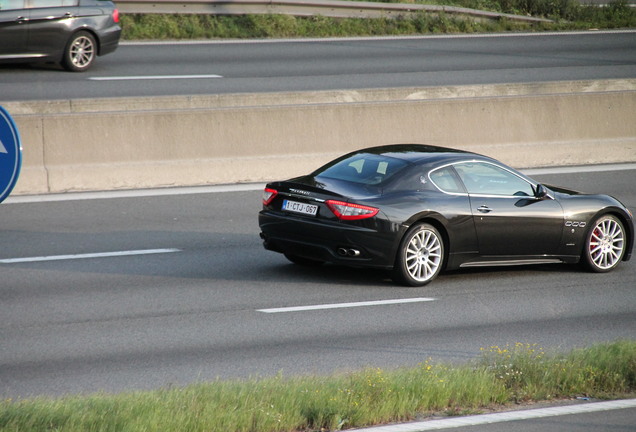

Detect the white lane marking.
[
  {"left": 121, "top": 29, "right": 636, "bottom": 46},
  {"left": 89, "top": 74, "right": 222, "bottom": 81},
  {"left": 257, "top": 297, "right": 436, "bottom": 313},
  {"left": 4, "top": 163, "right": 634, "bottom": 204},
  {"left": 4, "top": 183, "right": 267, "bottom": 204},
  {"left": 0, "top": 248, "right": 181, "bottom": 264},
  {"left": 523, "top": 163, "right": 636, "bottom": 176},
  {"left": 351, "top": 399, "right": 636, "bottom": 431}
]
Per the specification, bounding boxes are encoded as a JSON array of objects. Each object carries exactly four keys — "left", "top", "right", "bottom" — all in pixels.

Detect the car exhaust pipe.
[{"left": 337, "top": 248, "right": 361, "bottom": 257}]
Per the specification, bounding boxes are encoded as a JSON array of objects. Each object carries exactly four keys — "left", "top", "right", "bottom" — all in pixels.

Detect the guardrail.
[{"left": 115, "top": 0, "right": 552, "bottom": 23}]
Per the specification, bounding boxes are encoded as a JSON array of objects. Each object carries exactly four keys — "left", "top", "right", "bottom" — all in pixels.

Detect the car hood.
[
  {"left": 547, "top": 184, "right": 632, "bottom": 216},
  {"left": 545, "top": 184, "right": 582, "bottom": 196}
]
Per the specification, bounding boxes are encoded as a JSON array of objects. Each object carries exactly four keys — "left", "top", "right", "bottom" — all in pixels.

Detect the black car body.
[
  {"left": 259, "top": 145, "right": 634, "bottom": 286},
  {"left": 0, "top": 0, "right": 121, "bottom": 71}
]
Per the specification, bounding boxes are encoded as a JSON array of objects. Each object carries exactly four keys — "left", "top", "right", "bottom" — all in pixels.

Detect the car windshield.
[{"left": 314, "top": 153, "right": 409, "bottom": 185}]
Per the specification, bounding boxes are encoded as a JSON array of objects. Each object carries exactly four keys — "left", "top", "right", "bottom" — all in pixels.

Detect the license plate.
[{"left": 282, "top": 200, "right": 318, "bottom": 216}]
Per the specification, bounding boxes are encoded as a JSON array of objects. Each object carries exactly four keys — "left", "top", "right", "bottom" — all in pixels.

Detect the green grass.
[
  {"left": 119, "top": 0, "right": 636, "bottom": 40},
  {"left": 2, "top": 341, "right": 635, "bottom": 432}
]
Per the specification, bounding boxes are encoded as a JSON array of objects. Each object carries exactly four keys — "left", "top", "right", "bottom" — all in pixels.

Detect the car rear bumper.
[
  {"left": 259, "top": 210, "right": 397, "bottom": 269},
  {"left": 97, "top": 25, "right": 121, "bottom": 56}
]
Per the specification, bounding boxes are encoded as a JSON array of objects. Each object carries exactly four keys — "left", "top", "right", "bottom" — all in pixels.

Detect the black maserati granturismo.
[{"left": 258, "top": 145, "right": 633, "bottom": 286}]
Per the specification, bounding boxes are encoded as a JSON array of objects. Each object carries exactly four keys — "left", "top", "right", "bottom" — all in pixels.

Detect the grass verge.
[
  {"left": 119, "top": 0, "right": 636, "bottom": 40},
  {"left": 1, "top": 340, "right": 635, "bottom": 432}
]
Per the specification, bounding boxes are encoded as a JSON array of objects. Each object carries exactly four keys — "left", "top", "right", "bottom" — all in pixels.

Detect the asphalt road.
[
  {"left": 1, "top": 30, "right": 635, "bottom": 101},
  {"left": 1, "top": 166, "right": 634, "bottom": 399},
  {"left": 440, "top": 406, "right": 636, "bottom": 432}
]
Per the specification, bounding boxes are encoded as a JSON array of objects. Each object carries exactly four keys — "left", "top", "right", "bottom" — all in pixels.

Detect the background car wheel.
[
  {"left": 284, "top": 253, "right": 324, "bottom": 266},
  {"left": 583, "top": 214, "right": 626, "bottom": 273},
  {"left": 393, "top": 223, "right": 444, "bottom": 286},
  {"left": 62, "top": 31, "right": 97, "bottom": 72}
]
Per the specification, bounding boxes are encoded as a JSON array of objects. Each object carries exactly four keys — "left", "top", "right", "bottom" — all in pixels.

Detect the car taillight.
[
  {"left": 326, "top": 200, "right": 379, "bottom": 220},
  {"left": 112, "top": 8, "right": 120, "bottom": 23},
  {"left": 262, "top": 188, "right": 278, "bottom": 206}
]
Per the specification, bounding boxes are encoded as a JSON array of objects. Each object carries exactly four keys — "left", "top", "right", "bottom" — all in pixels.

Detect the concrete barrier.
[{"left": 3, "top": 79, "right": 635, "bottom": 195}]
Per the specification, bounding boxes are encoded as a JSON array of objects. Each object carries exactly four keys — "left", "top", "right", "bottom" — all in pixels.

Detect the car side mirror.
[{"left": 535, "top": 184, "right": 548, "bottom": 199}]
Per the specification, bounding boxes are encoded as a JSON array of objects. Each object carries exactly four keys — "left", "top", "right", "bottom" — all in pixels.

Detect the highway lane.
[
  {"left": 0, "top": 166, "right": 634, "bottom": 399},
  {"left": 1, "top": 30, "right": 635, "bottom": 101},
  {"left": 440, "top": 406, "right": 636, "bottom": 432},
  {"left": 356, "top": 400, "right": 636, "bottom": 432}
]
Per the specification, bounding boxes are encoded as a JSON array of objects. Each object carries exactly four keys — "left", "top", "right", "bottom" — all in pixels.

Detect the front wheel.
[
  {"left": 62, "top": 31, "right": 97, "bottom": 72},
  {"left": 583, "top": 214, "right": 626, "bottom": 273},
  {"left": 392, "top": 223, "right": 444, "bottom": 286}
]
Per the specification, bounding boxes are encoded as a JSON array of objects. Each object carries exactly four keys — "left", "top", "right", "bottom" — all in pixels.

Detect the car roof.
[{"left": 357, "top": 144, "right": 485, "bottom": 164}]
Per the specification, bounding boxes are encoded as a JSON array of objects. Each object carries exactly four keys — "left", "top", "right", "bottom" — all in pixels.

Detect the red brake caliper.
[{"left": 591, "top": 228, "right": 602, "bottom": 255}]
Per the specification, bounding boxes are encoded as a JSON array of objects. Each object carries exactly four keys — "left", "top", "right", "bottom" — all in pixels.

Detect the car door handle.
[
  {"left": 477, "top": 205, "right": 492, "bottom": 213},
  {"left": 46, "top": 12, "right": 73, "bottom": 20},
  {"left": 16, "top": 16, "right": 28, "bottom": 23}
]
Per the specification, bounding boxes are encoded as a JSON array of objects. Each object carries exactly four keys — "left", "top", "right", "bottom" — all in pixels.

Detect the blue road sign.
[{"left": 0, "top": 106, "right": 23, "bottom": 203}]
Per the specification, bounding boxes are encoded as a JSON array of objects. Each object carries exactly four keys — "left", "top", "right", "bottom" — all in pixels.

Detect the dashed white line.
[
  {"left": 89, "top": 74, "right": 223, "bottom": 81},
  {"left": 0, "top": 248, "right": 181, "bottom": 264},
  {"left": 257, "top": 297, "right": 436, "bottom": 313}
]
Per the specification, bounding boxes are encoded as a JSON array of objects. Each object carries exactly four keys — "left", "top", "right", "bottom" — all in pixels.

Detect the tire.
[
  {"left": 392, "top": 223, "right": 444, "bottom": 286},
  {"left": 62, "top": 31, "right": 97, "bottom": 72},
  {"left": 284, "top": 253, "right": 324, "bottom": 266},
  {"left": 583, "top": 214, "right": 626, "bottom": 273}
]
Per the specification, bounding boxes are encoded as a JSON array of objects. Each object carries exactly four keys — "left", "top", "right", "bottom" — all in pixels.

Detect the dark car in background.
[
  {"left": 0, "top": 0, "right": 121, "bottom": 71},
  {"left": 259, "top": 144, "right": 634, "bottom": 286}
]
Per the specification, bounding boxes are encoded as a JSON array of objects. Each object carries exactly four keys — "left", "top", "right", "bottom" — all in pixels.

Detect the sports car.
[{"left": 258, "top": 145, "right": 633, "bottom": 286}]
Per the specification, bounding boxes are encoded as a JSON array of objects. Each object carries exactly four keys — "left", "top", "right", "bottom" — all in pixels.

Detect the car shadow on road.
[
  {"left": 2, "top": 228, "right": 631, "bottom": 291},
  {"left": 0, "top": 62, "right": 64, "bottom": 73}
]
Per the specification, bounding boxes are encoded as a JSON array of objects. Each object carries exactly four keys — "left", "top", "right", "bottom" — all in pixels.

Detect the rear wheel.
[
  {"left": 392, "top": 223, "right": 444, "bottom": 286},
  {"left": 62, "top": 31, "right": 96, "bottom": 72},
  {"left": 583, "top": 214, "right": 626, "bottom": 272}
]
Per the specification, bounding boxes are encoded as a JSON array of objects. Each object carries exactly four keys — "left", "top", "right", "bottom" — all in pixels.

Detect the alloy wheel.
[
  {"left": 406, "top": 229, "right": 442, "bottom": 282},
  {"left": 393, "top": 223, "right": 444, "bottom": 286},
  {"left": 70, "top": 36, "right": 95, "bottom": 69},
  {"left": 62, "top": 31, "right": 96, "bottom": 72},
  {"left": 586, "top": 215, "right": 625, "bottom": 271}
]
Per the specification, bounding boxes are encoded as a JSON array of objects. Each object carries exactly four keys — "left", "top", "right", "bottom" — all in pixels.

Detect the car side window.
[
  {"left": 429, "top": 167, "right": 463, "bottom": 194},
  {"left": 1, "top": 0, "right": 27, "bottom": 10},
  {"left": 454, "top": 162, "right": 534, "bottom": 196}
]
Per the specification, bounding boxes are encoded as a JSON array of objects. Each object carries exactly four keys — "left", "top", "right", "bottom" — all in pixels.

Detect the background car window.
[
  {"left": 429, "top": 167, "right": 463, "bottom": 193},
  {"left": 28, "top": 0, "right": 77, "bottom": 8},
  {"left": 455, "top": 162, "right": 534, "bottom": 196},
  {"left": 1, "top": 0, "right": 27, "bottom": 10},
  {"left": 316, "top": 153, "right": 409, "bottom": 185}
]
